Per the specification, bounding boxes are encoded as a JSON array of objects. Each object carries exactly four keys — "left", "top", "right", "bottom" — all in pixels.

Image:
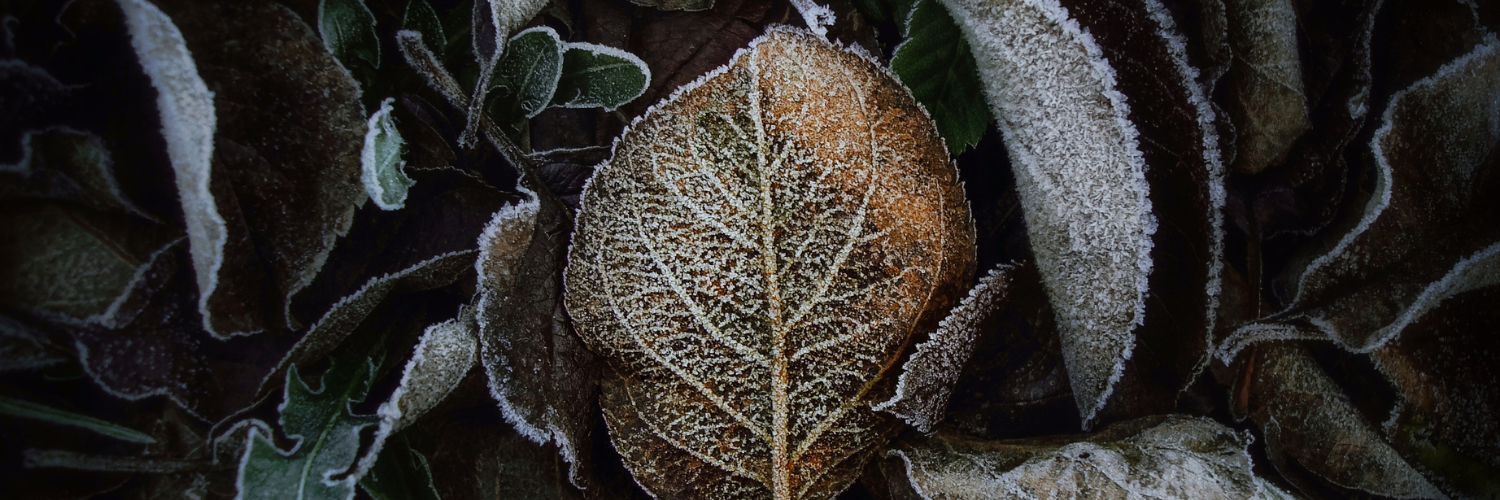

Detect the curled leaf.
[
  {"left": 565, "top": 28, "right": 974, "bottom": 498},
  {"left": 551, "top": 43, "right": 652, "bottom": 111},
  {"left": 1241, "top": 343, "right": 1445, "bottom": 499},
  {"left": 876, "top": 264, "right": 1016, "bottom": 432},
  {"left": 319, "top": 0, "right": 381, "bottom": 70},
  {"left": 1248, "top": 36, "right": 1500, "bottom": 352},
  {"left": 363, "top": 98, "right": 416, "bottom": 211},
  {"left": 1221, "top": 0, "right": 1310, "bottom": 174},
  {"left": 488, "top": 27, "right": 564, "bottom": 121},
  {"left": 884, "top": 415, "right": 1295, "bottom": 499}
]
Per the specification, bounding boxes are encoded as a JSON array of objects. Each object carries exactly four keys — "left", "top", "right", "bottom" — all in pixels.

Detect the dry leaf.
[
  {"left": 883, "top": 415, "right": 1297, "bottom": 499},
  {"left": 565, "top": 28, "right": 974, "bottom": 499},
  {"left": 1221, "top": 0, "right": 1309, "bottom": 174}
]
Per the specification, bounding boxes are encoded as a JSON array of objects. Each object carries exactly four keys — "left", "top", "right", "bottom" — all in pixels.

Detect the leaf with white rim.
[
  {"left": 550, "top": 42, "right": 651, "bottom": 111},
  {"left": 362, "top": 98, "right": 416, "bottom": 211}
]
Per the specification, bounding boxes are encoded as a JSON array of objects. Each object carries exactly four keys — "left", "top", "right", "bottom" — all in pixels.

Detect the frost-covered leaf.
[
  {"left": 237, "top": 353, "right": 380, "bottom": 500},
  {"left": 890, "top": 0, "right": 988, "bottom": 155},
  {"left": 1221, "top": 0, "right": 1309, "bottom": 174},
  {"left": 266, "top": 168, "right": 510, "bottom": 403},
  {"left": 0, "top": 314, "right": 64, "bottom": 371},
  {"left": 618, "top": 0, "right": 790, "bottom": 118},
  {"left": 478, "top": 189, "right": 601, "bottom": 490},
  {"left": 632, "top": 0, "right": 717, "bottom": 11},
  {"left": 0, "top": 59, "right": 74, "bottom": 164},
  {"left": 1239, "top": 343, "right": 1445, "bottom": 499},
  {"left": 0, "top": 127, "right": 153, "bottom": 220},
  {"left": 549, "top": 43, "right": 650, "bottom": 111},
  {"left": 0, "top": 395, "right": 156, "bottom": 444},
  {"left": 459, "top": 0, "right": 552, "bottom": 146},
  {"left": 0, "top": 203, "right": 177, "bottom": 325},
  {"left": 363, "top": 98, "right": 417, "bottom": 211},
  {"left": 319, "top": 0, "right": 381, "bottom": 70},
  {"left": 64, "top": 242, "right": 300, "bottom": 422},
  {"left": 139, "top": 0, "right": 369, "bottom": 338},
  {"left": 1374, "top": 284, "right": 1500, "bottom": 499},
  {"left": 114, "top": 0, "right": 226, "bottom": 335},
  {"left": 941, "top": 0, "right": 1224, "bottom": 425},
  {"left": 884, "top": 415, "right": 1295, "bottom": 499},
  {"left": 402, "top": 0, "right": 445, "bottom": 59},
  {"left": 1241, "top": 37, "right": 1500, "bottom": 352},
  {"left": 360, "top": 435, "right": 442, "bottom": 500},
  {"left": 347, "top": 306, "right": 479, "bottom": 485},
  {"left": 565, "top": 28, "right": 974, "bottom": 499},
  {"left": 876, "top": 265, "right": 1016, "bottom": 432},
  {"left": 488, "top": 27, "right": 564, "bottom": 121}
]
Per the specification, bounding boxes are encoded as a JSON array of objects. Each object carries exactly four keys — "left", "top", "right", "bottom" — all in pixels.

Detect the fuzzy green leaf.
[
  {"left": 890, "top": 0, "right": 989, "bottom": 154},
  {"left": 549, "top": 43, "right": 650, "bottom": 111},
  {"left": 319, "top": 0, "right": 381, "bottom": 70},
  {"left": 237, "top": 354, "right": 380, "bottom": 500},
  {"left": 362, "top": 98, "right": 416, "bottom": 211},
  {"left": 402, "top": 0, "right": 445, "bottom": 58},
  {"left": 0, "top": 395, "right": 156, "bottom": 444},
  {"left": 487, "top": 26, "right": 563, "bottom": 121}
]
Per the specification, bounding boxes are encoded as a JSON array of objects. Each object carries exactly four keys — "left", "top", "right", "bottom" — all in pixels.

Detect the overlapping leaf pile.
[{"left": 0, "top": 0, "right": 1496, "bottom": 499}]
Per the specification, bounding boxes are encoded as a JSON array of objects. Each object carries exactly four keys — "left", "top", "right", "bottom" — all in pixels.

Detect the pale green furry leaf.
[
  {"left": 237, "top": 354, "right": 380, "bottom": 500},
  {"left": 550, "top": 43, "right": 650, "bottom": 111},
  {"left": 320, "top": 0, "right": 381, "bottom": 70},
  {"left": 363, "top": 98, "right": 416, "bottom": 210},
  {"left": 0, "top": 395, "right": 156, "bottom": 444},
  {"left": 488, "top": 27, "right": 564, "bottom": 120}
]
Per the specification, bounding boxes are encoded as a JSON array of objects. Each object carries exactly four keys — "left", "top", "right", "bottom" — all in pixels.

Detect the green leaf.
[
  {"left": 402, "top": 0, "right": 445, "bottom": 58},
  {"left": 487, "top": 26, "right": 563, "bottom": 121},
  {"left": 362, "top": 98, "right": 416, "bottom": 210},
  {"left": 0, "top": 395, "right": 156, "bottom": 444},
  {"left": 359, "top": 435, "right": 441, "bottom": 500},
  {"left": 550, "top": 43, "right": 650, "bottom": 111},
  {"left": 237, "top": 353, "right": 381, "bottom": 500},
  {"left": 319, "top": 0, "right": 381, "bottom": 70},
  {"left": 890, "top": 0, "right": 989, "bottom": 154}
]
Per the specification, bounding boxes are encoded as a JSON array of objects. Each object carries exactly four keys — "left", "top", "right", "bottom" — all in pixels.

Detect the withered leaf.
[
  {"left": 1239, "top": 343, "right": 1444, "bottom": 498},
  {"left": 565, "top": 28, "right": 974, "bottom": 499},
  {"left": 1220, "top": 0, "right": 1310, "bottom": 174},
  {"left": 1243, "top": 37, "right": 1500, "bottom": 352},
  {"left": 882, "top": 415, "right": 1297, "bottom": 500},
  {"left": 129, "top": 0, "right": 370, "bottom": 338},
  {"left": 942, "top": 0, "right": 1225, "bottom": 425}
]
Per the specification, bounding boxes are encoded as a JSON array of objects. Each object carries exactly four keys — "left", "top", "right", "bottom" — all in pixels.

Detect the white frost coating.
[
  {"left": 552, "top": 42, "right": 652, "bottom": 111},
  {"left": 1214, "top": 322, "right": 1324, "bottom": 363},
  {"left": 491, "top": 0, "right": 551, "bottom": 43},
  {"left": 788, "top": 0, "right": 836, "bottom": 38},
  {"left": 83, "top": 238, "right": 183, "bottom": 329},
  {"left": 1251, "top": 477, "right": 1300, "bottom": 500},
  {"left": 114, "top": 0, "right": 227, "bottom": 337},
  {"left": 361, "top": 98, "right": 412, "bottom": 210},
  {"left": 344, "top": 308, "right": 479, "bottom": 486},
  {"left": 1140, "top": 0, "right": 1228, "bottom": 391},
  {"left": 1361, "top": 241, "right": 1500, "bottom": 352},
  {"left": 892, "top": 416, "right": 1272, "bottom": 499},
  {"left": 1272, "top": 36, "right": 1500, "bottom": 348},
  {"left": 875, "top": 265, "right": 1013, "bottom": 432},
  {"left": 475, "top": 194, "right": 540, "bottom": 295},
  {"left": 938, "top": 0, "right": 1155, "bottom": 427}
]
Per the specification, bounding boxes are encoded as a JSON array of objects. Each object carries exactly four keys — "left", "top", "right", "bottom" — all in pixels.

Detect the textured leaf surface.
[
  {"left": 1053, "top": 0, "right": 1227, "bottom": 422},
  {"left": 631, "top": 0, "right": 717, "bottom": 11},
  {"left": 1220, "top": 0, "right": 1308, "bottom": 175},
  {"left": 402, "top": 0, "right": 445, "bottom": 59},
  {"left": 360, "top": 435, "right": 442, "bottom": 500},
  {"left": 565, "top": 28, "right": 974, "bottom": 499},
  {"left": 478, "top": 191, "right": 601, "bottom": 489},
  {"left": 876, "top": 265, "right": 1015, "bottom": 432},
  {"left": 1240, "top": 343, "right": 1444, "bottom": 499},
  {"left": 0, "top": 127, "right": 153, "bottom": 220},
  {"left": 938, "top": 0, "right": 1155, "bottom": 426},
  {"left": 488, "top": 27, "right": 564, "bottom": 121},
  {"left": 145, "top": 0, "right": 369, "bottom": 338},
  {"left": 551, "top": 43, "right": 651, "bottom": 111},
  {"left": 884, "top": 415, "right": 1295, "bottom": 500},
  {"left": 1242, "top": 37, "right": 1500, "bottom": 352},
  {"left": 890, "top": 0, "right": 988, "bottom": 154},
  {"left": 319, "top": 0, "right": 380, "bottom": 71},
  {"left": 237, "top": 354, "right": 380, "bottom": 500},
  {"left": 363, "top": 98, "right": 417, "bottom": 210}
]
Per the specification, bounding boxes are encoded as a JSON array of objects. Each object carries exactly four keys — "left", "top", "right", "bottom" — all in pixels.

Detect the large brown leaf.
[{"left": 564, "top": 28, "right": 974, "bottom": 499}]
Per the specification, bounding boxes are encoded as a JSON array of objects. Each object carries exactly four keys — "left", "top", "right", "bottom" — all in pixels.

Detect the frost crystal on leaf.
[
  {"left": 876, "top": 265, "right": 1015, "bottom": 432},
  {"left": 1221, "top": 0, "right": 1310, "bottom": 174},
  {"left": 362, "top": 98, "right": 415, "bottom": 210},
  {"left": 938, "top": 0, "right": 1155, "bottom": 426},
  {"left": 115, "top": 0, "right": 225, "bottom": 337},
  {"left": 565, "top": 27, "right": 974, "bottom": 500},
  {"left": 886, "top": 415, "right": 1292, "bottom": 500}
]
